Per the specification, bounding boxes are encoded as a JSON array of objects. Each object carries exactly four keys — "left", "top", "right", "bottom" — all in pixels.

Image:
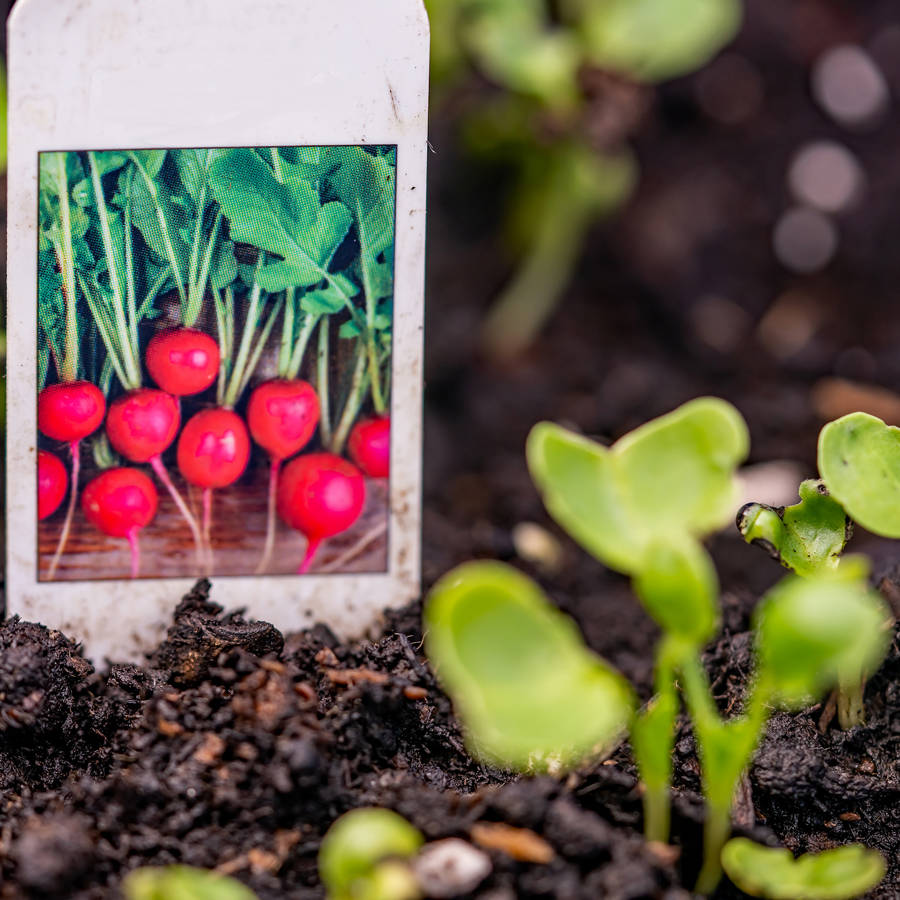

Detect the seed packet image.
[{"left": 37, "top": 146, "right": 396, "bottom": 581}]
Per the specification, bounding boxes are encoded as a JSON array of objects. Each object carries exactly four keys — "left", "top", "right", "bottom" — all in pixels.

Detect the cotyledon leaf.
[
  {"left": 425, "top": 561, "right": 633, "bottom": 773},
  {"left": 818, "top": 412, "right": 900, "bottom": 538},
  {"left": 527, "top": 397, "right": 749, "bottom": 574},
  {"left": 738, "top": 479, "right": 849, "bottom": 576},
  {"left": 721, "top": 838, "right": 886, "bottom": 900}
]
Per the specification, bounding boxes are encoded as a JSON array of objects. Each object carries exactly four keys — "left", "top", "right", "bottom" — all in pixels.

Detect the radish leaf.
[
  {"left": 818, "top": 412, "right": 900, "bottom": 538},
  {"left": 722, "top": 838, "right": 886, "bottom": 900},
  {"left": 425, "top": 561, "right": 633, "bottom": 772},
  {"left": 738, "top": 479, "right": 848, "bottom": 576}
]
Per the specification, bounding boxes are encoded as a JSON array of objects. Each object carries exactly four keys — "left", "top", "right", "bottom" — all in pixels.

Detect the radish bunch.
[{"left": 37, "top": 145, "right": 398, "bottom": 580}]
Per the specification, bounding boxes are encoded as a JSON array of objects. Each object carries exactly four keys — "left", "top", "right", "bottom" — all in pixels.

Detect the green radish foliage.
[
  {"left": 123, "top": 865, "right": 258, "bottom": 900},
  {"left": 319, "top": 808, "right": 424, "bottom": 900},
  {"left": 425, "top": 0, "right": 741, "bottom": 357},
  {"left": 721, "top": 838, "right": 886, "bottom": 900},
  {"left": 425, "top": 398, "right": 890, "bottom": 896}
]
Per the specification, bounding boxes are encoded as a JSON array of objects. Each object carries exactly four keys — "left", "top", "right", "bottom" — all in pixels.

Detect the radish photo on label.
[{"left": 33, "top": 145, "right": 397, "bottom": 581}]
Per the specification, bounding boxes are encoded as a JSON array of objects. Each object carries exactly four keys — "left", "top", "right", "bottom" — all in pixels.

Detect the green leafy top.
[
  {"left": 753, "top": 561, "right": 890, "bottom": 709},
  {"left": 819, "top": 412, "right": 900, "bottom": 539},
  {"left": 580, "top": 0, "right": 742, "bottom": 83},
  {"left": 527, "top": 397, "right": 749, "bottom": 575},
  {"left": 425, "top": 561, "right": 634, "bottom": 772},
  {"left": 208, "top": 149, "right": 352, "bottom": 293},
  {"left": 123, "top": 866, "right": 258, "bottom": 900},
  {"left": 721, "top": 838, "right": 886, "bottom": 900},
  {"left": 319, "top": 808, "right": 423, "bottom": 900},
  {"left": 738, "top": 479, "right": 849, "bottom": 577}
]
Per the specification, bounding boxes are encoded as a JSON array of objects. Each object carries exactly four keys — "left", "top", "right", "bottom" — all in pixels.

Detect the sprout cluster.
[{"left": 425, "top": 399, "right": 892, "bottom": 896}]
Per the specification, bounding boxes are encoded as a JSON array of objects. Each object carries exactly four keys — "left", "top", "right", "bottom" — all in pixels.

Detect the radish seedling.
[
  {"left": 276, "top": 453, "right": 366, "bottom": 574},
  {"left": 426, "top": 0, "right": 741, "bottom": 357},
  {"left": 81, "top": 467, "right": 158, "bottom": 579},
  {"left": 426, "top": 398, "right": 890, "bottom": 895},
  {"left": 123, "top": 865, "right": 258, "bottom": 900},
  {"left": 721, "top": 837, "right": 886, "bottom": 900},
  {"left": 319, "top": 808, "right": 424, "bottom": 900},
  {"left": 37, "top": 450, "right": 68, "bottom": 521},
  {"left": 426, "top": 561, "right": 634, "bottom": 770},
  {"left": 738, "top": 412, "right": 900, "bottom": 728}
]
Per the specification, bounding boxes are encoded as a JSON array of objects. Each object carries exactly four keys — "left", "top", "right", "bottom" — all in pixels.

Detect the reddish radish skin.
[
  {"left": 177, "top": 408, "right": 251, "bottom": 488},
  {"left": 247, "top": 379, "right": 320, "bottom": 574},
  {"left": 277, "top": 453, "right": 366, "bottom": 574},
  {"left": 247, "top": 379, "right": 320, "bottom": 460},
  {"left": 145, "top": 327, "right": 220, "bottom": 396},
  {"left": 38, "top": 381, "right": 105, "bottom": 580},
  {"left": 348, "top": 416, "right": 390, "bottom": 479},
  {"left": 81, "top": 467, "right": 158, "bottom": 579},
  {"left": 38, "top": 381, "right": 105, "bottom": 442},
  {"left": 38, "top": 450, "right": 68, "bottom": 520},
  {"left": 106, "top": 388, "right": 181, "bottom": 463}
]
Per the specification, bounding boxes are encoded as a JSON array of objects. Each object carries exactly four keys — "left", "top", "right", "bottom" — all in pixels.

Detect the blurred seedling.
[
  {"left": 739, "top": 411, "right": 900, "bottom": 728},
  {"left": 424, "top": 0, "right": 742, "bottom": 358},
  {"left": 123, "top": 865, "right": 258, "bottom": 900},
  {"left": 319, "top": 808, "right": 424, "bottom": 900},
  {"left": 721, "top": 838, "right": 886, "bottom": 900},
  {"left": 426, "top": 398, "right": 890, "bottom": 894}
]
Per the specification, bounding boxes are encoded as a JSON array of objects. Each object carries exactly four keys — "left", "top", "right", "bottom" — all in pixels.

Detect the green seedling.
[
  {"left": 738, "top": 480, "right": 849, "bottom": 577},
  {"left": 818, "top": 412, "right": 900, "bottom": 538},
  {"left": 425, "top": 398, "right": 890, "bottom": 895},
  {"left": 721, "top": 838, "right": 886, "bottom": 900},
  {"left": 319, "top": 808, "right": 424, "bottom": 900},
  {"left": 426, "top": 561, "right": 634, "bottom": 771},
  {"left": 739, "top": 411, "right": 900, "bottom": 728},
  {"left": 123, "top": 865, "right": 258, "bottom": 900},
  {"left": 424, "top": 0, "right": 741, "bottom": 357}
]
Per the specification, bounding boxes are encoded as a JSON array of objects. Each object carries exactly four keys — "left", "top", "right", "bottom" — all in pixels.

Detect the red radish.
[
  {"left": 178, "top": 408, "right": 251, "bottom": 573},
  {"left": 38, "top": 450, "right": 68, "bottom": 520},
  {"left": 348, "top": 416, "right": 390, "bottom": 479},
  {"left": 38, "top": 381, "right": 105, "bottom": 442},
  {"left": 247, "top": 379, "right": 320, "bottom": 460},
  {"left": 177, "top": 408, "right": 251, "bottom": 488},
  {"left": 105, "top": 388, "right": 180, "bottom": 463},
  {"left": 105, "top": 388, "right": 207, "bottom": 571},
  {"left": 277, "top": 453, "right": 366, "bottom": 574},
  {"left": 38, "top": 382, "right": 106, "bottom": 580},
  {"left": 145, "top": 327, "right": 220, "bottom": 396},
  {"left": 81, "top": 468, "right": 158, "bottom": 579},
  {"left": 247, "top": 379, "right": 320, "bottom": 574}
]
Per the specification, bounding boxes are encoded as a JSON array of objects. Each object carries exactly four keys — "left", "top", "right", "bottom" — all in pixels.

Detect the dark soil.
[{"left": 4, "top": 0, "right": 900, "bottom": 897}]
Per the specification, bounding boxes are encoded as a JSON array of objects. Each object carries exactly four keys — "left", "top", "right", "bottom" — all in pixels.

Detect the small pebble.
[
  {"left": 773, "top": 207, "right": 838, "bottom": 273},
  {"left": 757, "top": 290, "right": 823, "bottom": 358},
  {"left": 788, "top": 141, "right": 865, "bottom": 213},
  {"left": 512, "top": 522, "right": 565, "bottom": 574},
  {"left": 811, "top": 45, "right": 889, "bottom": 130},
  {"left": 412, "top": 839, "right": 492, "bottom": 898}
]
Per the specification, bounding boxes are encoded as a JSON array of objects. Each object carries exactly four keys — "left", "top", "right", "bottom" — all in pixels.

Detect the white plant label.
[{"left": 6, "top": 0, "right": 429, "bottom": 661}]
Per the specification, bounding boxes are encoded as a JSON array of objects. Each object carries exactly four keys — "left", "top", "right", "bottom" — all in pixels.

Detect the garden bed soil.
[{"left": 4, "top": 0, "right": 900, "bottom": 896}]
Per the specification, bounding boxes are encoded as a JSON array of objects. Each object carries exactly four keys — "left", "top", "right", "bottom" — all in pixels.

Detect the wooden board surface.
[{"left": 38, "top": 462, "right": 388, "bottom": 582}]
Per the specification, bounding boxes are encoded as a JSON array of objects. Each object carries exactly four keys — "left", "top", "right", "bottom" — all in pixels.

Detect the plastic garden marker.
[
  {"left": 425, "top": 561, "right": 634, "bottom": 771},
  {"left": 7, "top": 0, "right": 429, "bottom": 662},
  {"left": 123, "top": 865, "right": 259, "bottom": 900},
  {"left": 319, "top": 808, "right": 424, "bottom": 900},
  {"left": 721, "top": 838, "right": 886, "bottom": 900}
]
